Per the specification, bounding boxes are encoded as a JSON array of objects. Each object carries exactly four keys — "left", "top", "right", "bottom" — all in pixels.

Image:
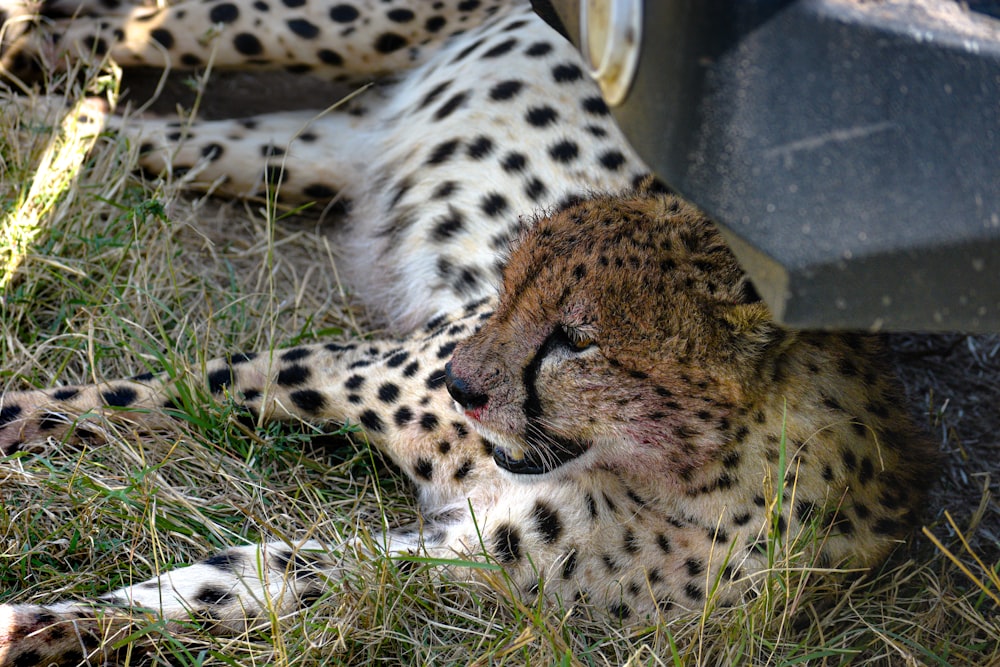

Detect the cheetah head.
[{"left": 445, "top": 192, "right": 779, "bottom": 478}]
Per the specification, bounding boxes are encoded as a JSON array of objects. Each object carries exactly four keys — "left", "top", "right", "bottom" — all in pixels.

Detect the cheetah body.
[{"left": 0, "top": 1, "right": 936, "bottom": 664}]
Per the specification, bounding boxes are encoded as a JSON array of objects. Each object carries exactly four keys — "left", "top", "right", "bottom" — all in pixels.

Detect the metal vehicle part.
[{"left": 533, "top": 0, "right": 1000, "bottom": 332}]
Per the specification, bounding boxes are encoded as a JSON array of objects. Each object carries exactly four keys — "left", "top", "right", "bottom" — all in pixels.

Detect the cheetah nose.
[{"left": 444, "top": 362, "right": 488, "bottom": 410}]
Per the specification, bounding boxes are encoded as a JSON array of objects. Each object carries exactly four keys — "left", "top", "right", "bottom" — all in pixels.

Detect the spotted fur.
[{"left": 0, "top": 1, "right": 936, "bottom": 665}]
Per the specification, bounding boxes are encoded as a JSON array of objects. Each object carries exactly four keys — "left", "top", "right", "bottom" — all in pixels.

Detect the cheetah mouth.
[{"left": 491, "top": 433, "right": 590, "bottom": 475}]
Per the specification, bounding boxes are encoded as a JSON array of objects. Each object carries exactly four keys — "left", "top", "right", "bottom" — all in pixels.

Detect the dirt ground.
[{"left": 891, "top": 333, "right": 1000, "bottom": 561}]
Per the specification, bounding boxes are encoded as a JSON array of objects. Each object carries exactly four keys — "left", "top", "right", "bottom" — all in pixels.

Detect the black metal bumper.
[{"left": 534, "top": 0, "right": 1000, "bottom": 332}]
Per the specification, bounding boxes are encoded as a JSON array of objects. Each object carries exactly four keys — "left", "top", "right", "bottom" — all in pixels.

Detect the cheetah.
[{"left": 0, "top": 1, "right": 936, "bottom": 664}]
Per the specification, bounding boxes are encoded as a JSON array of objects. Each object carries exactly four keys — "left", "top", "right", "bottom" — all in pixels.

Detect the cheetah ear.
[
  {"left": 724, "top": 301, "right": 770, "bottom": 328},
  {"left": 633, "top": 174, "right": 672, "bottom": 197},
  {"left": 722, "top": 302, "right": 784, "bottom": 353},
  {"left": 737, "top": 277, "right": 763, "bottom": 304}
]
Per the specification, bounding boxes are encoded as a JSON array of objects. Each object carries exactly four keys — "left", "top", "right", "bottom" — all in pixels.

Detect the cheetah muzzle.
[{"left": 445, "top": 360, "right": 591, "bottom": 475}]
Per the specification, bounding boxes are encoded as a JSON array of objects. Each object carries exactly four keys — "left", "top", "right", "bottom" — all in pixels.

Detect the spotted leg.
[
  {"left": 3, "top": 0, "right": 510, "bottom": 79},
  {"left": 114, "top": 105, "right": 379, "bottom": 202},
  {"left": 0, "top": 540, "right": 336, "bottom": 667},
  {"left": 0, "top": 300, "right": 498, "bottom": 495},
  {"left": 4, "top": 76, "right": 386, "bottom": 202},
  {"left": 0, "top": 513, "right": 526, "bottom": 667}
]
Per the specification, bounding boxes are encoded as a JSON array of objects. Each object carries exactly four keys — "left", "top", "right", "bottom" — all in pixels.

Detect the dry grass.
[{"left": 1, "top": 63, "right": 999, "bottom": 666}]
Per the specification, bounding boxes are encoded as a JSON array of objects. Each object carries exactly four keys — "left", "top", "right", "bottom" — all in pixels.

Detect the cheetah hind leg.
[
  {"left": 112, "top": 105, "right": 377, "bottom": 203},
  {"left": 0, "top": 88, "right": 375, "bottom": 203},
  {"left": 2, "top": 0, "right": 504, "bottom": 80}
]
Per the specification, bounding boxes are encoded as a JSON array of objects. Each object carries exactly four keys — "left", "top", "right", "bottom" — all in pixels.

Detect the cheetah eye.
[{"left": 559, "top": 324, "right": 596, "bottom": 352}]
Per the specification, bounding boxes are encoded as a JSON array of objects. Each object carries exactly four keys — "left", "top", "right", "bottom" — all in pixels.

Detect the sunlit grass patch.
[{"left": 0, "top": 68, "right": 120, "bottom": 289}]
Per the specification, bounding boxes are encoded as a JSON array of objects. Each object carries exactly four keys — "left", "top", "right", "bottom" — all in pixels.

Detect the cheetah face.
[{"left": 446, "top": 193, "right": 776, "bottom": 478}]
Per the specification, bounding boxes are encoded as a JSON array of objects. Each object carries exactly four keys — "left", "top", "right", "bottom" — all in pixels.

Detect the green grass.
[{"left": 1, "top": 65, "right": 999, "bottom": 666}]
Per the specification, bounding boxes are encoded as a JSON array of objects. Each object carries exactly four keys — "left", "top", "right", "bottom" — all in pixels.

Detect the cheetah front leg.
[
  {"left": 0, "top": 526, "right": 497, "bottom": 666},
  {"left": 0, "top": 516, "right": 510, "bottom": 666},
  {"left": 0, "top": 540, "right": 335, "bottom": 667},
  {"left": 0, "top": 300, "right": 498, "bottom": 500},
  {"left": 3, "top": 0, "right": 509, "bottom": 80}
]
